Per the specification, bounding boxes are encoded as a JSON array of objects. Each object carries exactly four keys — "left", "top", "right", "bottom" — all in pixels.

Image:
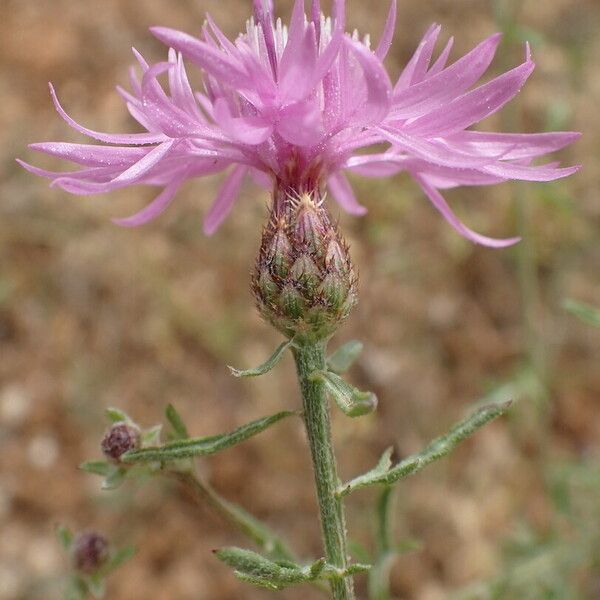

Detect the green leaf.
[
  {"left": 101, "top": 467, "right": 128, "bottom": 491},
  {"left": 87, "top": 576, "right": 106, "bottom": 598},
  {"left": 311, "top": 370, "right": 378, "bottom": 417},
  {"left": 327, "top": 340, "right": 364, "bottom": 374},
  {"left": 56, "top": 525, "right": 73, "bottom": 550},
  {"left": 563, "top": 299, "right": 600, "bottom": 328},
  {"left": 141, "top": 425, "right": 162, "bottom": 446},
  {"left": 106, "top": 545, "right": 136, "bottom": 572},
  {"left": 165, "top": 404, "right": 189, "bottom": 440},
  {"left": 228, "top": 339, "right": 293, "bottom": 377},
  {"left": 79, "top": 461, "right": 112, "bottom": 477},
  {"left": 122, "top": 411, "right": 296, "bottom": 463},
  {"left": 215, "top": 547, "right": 312, "bottom": 590},
  {"left": 105, "top": 407, "right": 130, "bottom": 424},
  {"left": 339, "top": 401, "right": 512, "bottom": 496},
  {"left": 65, "top": 575, "right": 88, "bottom": 600}
]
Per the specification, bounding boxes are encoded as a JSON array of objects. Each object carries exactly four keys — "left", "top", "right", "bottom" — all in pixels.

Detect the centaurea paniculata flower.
[{"left": 20, "top": 0, "right": 579, "bottom": 246}]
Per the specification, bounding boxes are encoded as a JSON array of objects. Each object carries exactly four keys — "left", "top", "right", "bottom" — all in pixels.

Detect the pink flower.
[{"left": 20, "top": 0, "right": 579, "bottom": 246}]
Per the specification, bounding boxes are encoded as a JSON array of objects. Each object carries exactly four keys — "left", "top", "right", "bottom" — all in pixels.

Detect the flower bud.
[
  {"left": 101, "top": 422, "right": 140, "bottom": 463},
  {"left": 253, "top": 190, "right": 357, "bottom": 342},
  {"left": 72, "top": 531, "right": 109, "bottom": 574}
]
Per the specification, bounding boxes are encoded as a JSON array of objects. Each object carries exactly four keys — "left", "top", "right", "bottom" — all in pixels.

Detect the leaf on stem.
[
  {"left": 122, "top": 411, "right": 296, "bottom": 463},
  {"left": 215, "top": 547, "right": 369, "bottom": 590},
  {"left": 228, "top": 339, "right": 293, "bottom": 377},
  {"left": 563, "top": 299, "right": 600, "bottom": 328},
  {"left": 79, "top": 461, "right": 112, "bottom": 477},
  {"left": 165, "top": 404, "right": 189, "bottom": 440},
  {"left": 338, "top": 401, "right": 512, "bottom": 496},
  {"left": 214, "top": 547, "right": 315, "bottom": 590},
  {"left": 311, "top": 370, "right": 378, "bottom": 417},
  {"left": 105, "top": 407, "right": 131, "bottom": 424},
  {"left": 326, "top": 340, "right": 364, "bottom": 374},
  {"left": 56, "top": 525, "right": 73, "bottom": 550}
]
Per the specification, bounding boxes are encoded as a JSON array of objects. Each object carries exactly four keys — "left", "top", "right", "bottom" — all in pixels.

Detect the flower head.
[
  {"left": 20, "top": 0, "right": 579, "bottom": 246},
  {"left": 72, "top": 531, "right": 110, "bottom": 574},
  {"left": 101, "top": 421, "right": 141, "bottom": 463}
]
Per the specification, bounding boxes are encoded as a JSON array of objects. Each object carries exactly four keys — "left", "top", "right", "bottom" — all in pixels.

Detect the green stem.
[
  {"left": 293, "top": 342, "right": 355, "bottom": 600},
  {"left": 369, "top": 487, "right": 396, "bottom": 600}
]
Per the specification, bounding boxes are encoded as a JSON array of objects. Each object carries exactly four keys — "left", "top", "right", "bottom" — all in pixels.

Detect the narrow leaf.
[
  {"left": 327, "top": 340, "right": 364, "bottom": 374},
  {"left": 215, "top": 547, "right": 310, "bottom": 590},
  {"left": 87, "top": 576, "right": 106, "bottom": 599},
  {"left": 339, "top": 401, "right": 512, "bottom": 496},
  {"left": 79, "top": 461, "right": 112, "bottom": 477},
  {"left": 122, "top": 411, "right": 295, "bottom": 463},
  {"left": 105, "top": 407, "right": 130, "bottom": 423},
  {"left": 106, "top": 545, "right": 136, "bottom": 572},
  {"left": 165, "top": 404, "right": 189, "bottom": 440},
  {"left": 228, "top": 339, "right": 293, "bottom": 377},
  {"left": 101, "top": 466, "right": 128, "bottom": 491},
  {"left": 141, "top": 424, "right": 162, "bottom": 446},
  {"left": 563, "top": 299, "right": 600, "bottom": 328},
  {"left": 56, "top": 525, "right": 73, "bottom": 550},
  {"left": 312, "top": 370, "right": 378, "bottom": 417}
]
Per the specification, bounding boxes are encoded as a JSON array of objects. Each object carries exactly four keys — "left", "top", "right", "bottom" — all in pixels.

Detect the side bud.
[
  {"left": 72, "top": 531, "right": 109, "bottom": 574},
  {"left": 101, "top": 422, "right": 141, "bottom": 463},
  {"left": 253, "top": 191, "right": 357, "bottom": 342}
]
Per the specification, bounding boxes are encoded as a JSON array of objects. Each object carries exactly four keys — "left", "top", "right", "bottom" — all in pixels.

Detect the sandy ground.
[{"left": 1, "top": 1, "right": 599, "bottom": 598}]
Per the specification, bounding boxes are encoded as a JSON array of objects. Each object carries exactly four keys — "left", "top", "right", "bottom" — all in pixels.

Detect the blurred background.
[{"left": 1, "top": 0, "right": 598, "bottom": 598}]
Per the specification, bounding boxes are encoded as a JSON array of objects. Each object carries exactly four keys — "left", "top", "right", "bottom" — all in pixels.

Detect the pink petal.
[
  {"left": 28, "top": 142, "right": 148, "bottom": 167},
  {"left": 112, "top": 176, "right": 185, "bottom": 227},
  {"left": 212, "top": 99, "right": 273, "bottom": 145},
  {"left": 203, "top": 165, "right": 247, "bottom": 235},
  {"left": 150, "top": 27, "right": 255, "bottom": 91},
  {"left": 394, "top": 24, "right": 441, "bottom": 91},
  {"left": 327, "top": 172, "right": 368, "bottom": 215},
  {"left": 446, "top": 131, "right": 581, "bottom": 160},
  {"left": 482, "top": 161, "right": 581, "bottom": 181},
  {"left": 346, "top": 39, "right": 393, "bottom": 126},
  {"left": 428, "top": 37, "right": 454, "bottom": 76},
  {"left": 253, "top": 0, "right": 278, "bottom": 78},
  {"left": 49, "top": 83, "right": 167, "bottom": 145},
  {"left": 375, "top": 0, "right": 397, "bottom": 60},
  {"left": 53, "top": 140, "right": 178, "bottom": 194},
  {"left": 375, "top": 127, "right": 494, "bottom": 168},
  {"left": 277, "top": 101, "right": 323, "bottom": 146},
  {"left": 415, "top": 174, "right": 521, "bottom": 247},
  {"left": 391, "top": 34, "right": 502, "bottom": 119},
  {"left": 280, "top": 23, "right": 319, "bottom": 103},
  {"left": 405, "top": 54, "right": 535, "bottom": 138}
]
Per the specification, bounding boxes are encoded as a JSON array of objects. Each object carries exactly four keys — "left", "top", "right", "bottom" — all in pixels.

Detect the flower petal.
[
  {"left": 394, "top": 24, "right": 441, "bottom": 90},
  {"left": 213, "top": 98, "right": 273, "bottom": 145},
  {"left": 280, "top": 22, "right": 319, "bottom": 103},
  {"left": 112, "top": 176, "right": 185, "bottom": 227},
  {"left": 28, "top": 142, "right": 148, "bottom": 167},
  {"left": 446, "top": 131, "right": 581, "bottom": 160},
  {"left": 405, "top": 52, "right": 535, "bottom": 138},
  {"left": 346, "top": 38, "right": 393, "bottom": 126},
  {"left": 415, "top": 174, "right": 520, "bottom": 247},
  {"left": 375, "top": 127, "right": 494, "bottom": 168},
  {"left": 49, "top": 83, "right": 167, "bottom": 145},
  {"left": 327, "top": 172, "right": 368, "bottom": 215},
  {"left": 391, "top": 34, "right": 502, "bottom": 119},
  {"left": 150, "top": 27, "right": 256, "bottom": 90},
  {"left": 375, "top": 0, "right": 397, "bottom": 61},
  {"left": 203, "top": 165, "right": 248, "bottom": 235},
  {"left": 482, "top": 161, "right": 581, "bottom": 181}
]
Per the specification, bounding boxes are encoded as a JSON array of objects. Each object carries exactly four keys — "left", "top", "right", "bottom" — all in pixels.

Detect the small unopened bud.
[
  {"left": 72, "top": 531, "right": 109, "bottom": 574},
  {"left": 101, "top": 422, "right": 140, "bottom": 463},
  {"left": 253, "top": 190, "right": 357, "bottom": 342}
]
